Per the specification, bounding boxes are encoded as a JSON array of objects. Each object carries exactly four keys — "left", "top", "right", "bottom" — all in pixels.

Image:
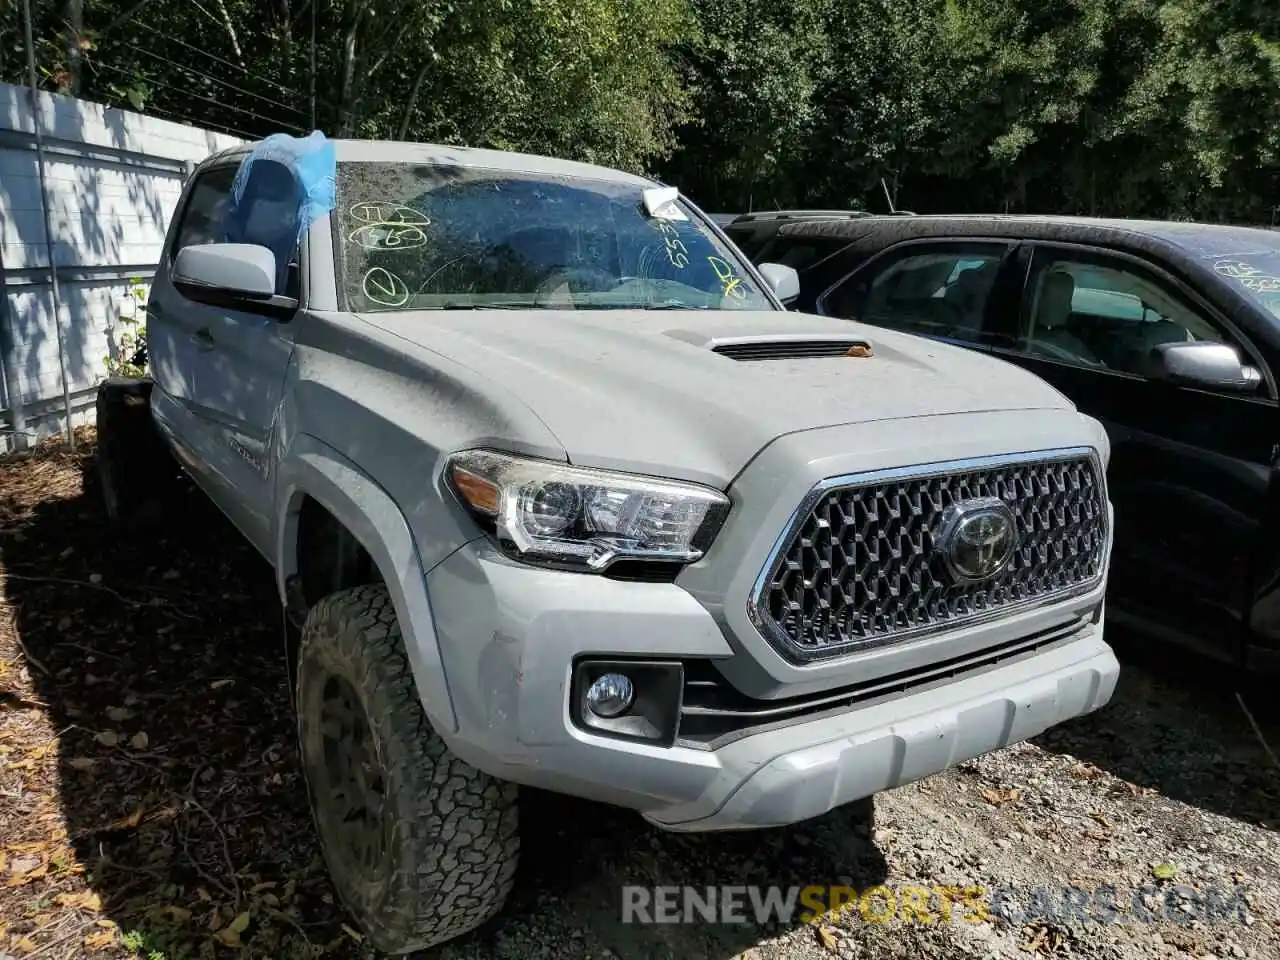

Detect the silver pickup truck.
[{"left": 95, "top": 134, "right": 1119, "bottom": 954}]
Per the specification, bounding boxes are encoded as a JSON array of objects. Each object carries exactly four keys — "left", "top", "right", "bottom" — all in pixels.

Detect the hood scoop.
[{"left": 707, "top": 336, "right": 875, "bottom": 362}]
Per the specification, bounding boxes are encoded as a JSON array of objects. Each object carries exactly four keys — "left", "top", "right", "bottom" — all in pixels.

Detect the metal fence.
[{"left": 0, "top": 0, "right": 304, "bottom": 451}]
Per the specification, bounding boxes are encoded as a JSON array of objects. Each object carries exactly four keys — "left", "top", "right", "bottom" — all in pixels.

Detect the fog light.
[
  {"left": 572, "top": 659, "right": 683, "bottom": 746},
  {"left": 585, "top": 672, "right": 635, "bottom": 718}
]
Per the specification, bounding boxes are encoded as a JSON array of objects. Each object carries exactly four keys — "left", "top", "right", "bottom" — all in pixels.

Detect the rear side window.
[
  {"left": 821, "top": 242, "right": 1010, "bottom": 346},
  {"left": 724, "top": 225, "right": 772, "bottom": 261}
]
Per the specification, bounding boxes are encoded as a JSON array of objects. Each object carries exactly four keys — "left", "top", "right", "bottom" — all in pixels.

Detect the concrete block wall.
[{"left": 0, "top": 81, "right": 242, "bottom": 450}]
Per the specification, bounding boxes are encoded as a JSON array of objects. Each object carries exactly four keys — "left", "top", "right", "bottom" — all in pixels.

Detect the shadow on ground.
[
  {"left": 1032, "top": 626, "right": 1280, "bottom": 832},
  {"left": 0, "top": 438, "right": 886, "bottom": 959}
]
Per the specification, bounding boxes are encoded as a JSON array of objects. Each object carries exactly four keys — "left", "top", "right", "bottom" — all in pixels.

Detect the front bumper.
[{"left": 423, "top": 538, "right": 1117, "bottom": 831}]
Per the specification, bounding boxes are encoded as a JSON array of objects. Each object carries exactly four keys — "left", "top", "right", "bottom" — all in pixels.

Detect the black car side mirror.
[{"left": 1154, "top": 341, "right": 1262, "bottom": 392}]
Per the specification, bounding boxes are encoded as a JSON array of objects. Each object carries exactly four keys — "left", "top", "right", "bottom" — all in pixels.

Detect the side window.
[
  {"left": 1021, "top": 251, "right": 1229, "bottom": 378},
  {"left": 820, "top": 243, "right": 1009, "bottom": 345},
  {"left": 171, "top": 166, "right": 236, "bottom": 255},
  {"left": 224, "top": 159, "right": 302, "bottom": 299}
]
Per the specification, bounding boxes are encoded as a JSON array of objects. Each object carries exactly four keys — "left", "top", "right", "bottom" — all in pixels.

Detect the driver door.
[{"left": 1007, "top": 242, "right": 1277, "bottom": 662}]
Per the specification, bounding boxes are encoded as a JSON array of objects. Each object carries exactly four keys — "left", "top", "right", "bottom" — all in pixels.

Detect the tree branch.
[{"left": 398, "top": 60, "right": 433, "bottom": 139}]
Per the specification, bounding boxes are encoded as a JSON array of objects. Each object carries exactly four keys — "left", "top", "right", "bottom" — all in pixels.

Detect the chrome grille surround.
[{"left": 748, "top": 448, "right": 1109, "bottom": 663}]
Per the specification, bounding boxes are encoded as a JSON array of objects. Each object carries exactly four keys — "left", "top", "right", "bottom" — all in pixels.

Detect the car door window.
[
  {"left": 1022, "top": 251, "right": 1231, "bottom": 378},
  {"left": 819, "top": 243, "right": 1009, "bottom": 345},
  {"left": 172, "top": 163, "right": 301, "bottom": 300},
  {"left": 172, "top": 166, "right": 236, "bottom": 255},
  {"left": 224, "top": 159, "right": 303, "bottom": 299}
]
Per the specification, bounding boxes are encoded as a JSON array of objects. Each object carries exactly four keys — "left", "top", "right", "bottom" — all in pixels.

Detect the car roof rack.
[{"left": 729, "top": 209, "right": 878, "bottom": 224}]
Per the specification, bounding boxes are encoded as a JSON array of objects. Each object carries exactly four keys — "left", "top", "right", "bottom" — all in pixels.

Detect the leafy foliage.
[
  {"left": 1, "top": 0, "right": 1277, "bottom": 219},
  {"left": 103, "top": 279, "right": 147, "bottom": 379}
]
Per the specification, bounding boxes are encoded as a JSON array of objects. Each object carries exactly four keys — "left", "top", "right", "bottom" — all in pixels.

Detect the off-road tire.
[
  {"left": 94, "top": 377, "right": 173, "bottom": 525},
  {"left": 296, "top": 585, "right": 519, "bottom": 954}
]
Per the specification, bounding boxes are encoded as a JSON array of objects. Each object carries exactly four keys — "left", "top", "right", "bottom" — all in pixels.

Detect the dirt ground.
[{"left": 1, "top": 434, "right": 1277, "bottom": 960}]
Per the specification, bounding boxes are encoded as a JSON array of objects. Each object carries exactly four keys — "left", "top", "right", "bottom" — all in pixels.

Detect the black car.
[{"left": 723, "top": 211, "right": 1280, "bottom": 673}]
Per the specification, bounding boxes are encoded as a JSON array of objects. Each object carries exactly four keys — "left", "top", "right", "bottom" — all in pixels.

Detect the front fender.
[{"left": 274, "top": 433, "right": 460, "bottom": 734}]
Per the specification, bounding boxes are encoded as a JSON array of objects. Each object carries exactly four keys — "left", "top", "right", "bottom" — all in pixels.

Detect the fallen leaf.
[
  {"left": 89, "top": 573, "right": 102, "bottom": 584},
  {"left": 56, "top": 889, "right": 103, "bottom": 911},
  {"left": 981, "top": 787, "right": 1022, "bottom": 806},
  {"left": 6, "top": 856, "right": 48, "bottom": 886},
  {"left": 68, "top": 757, "right": 96, "bottom": 771},
  {"left": 94, "top": 731, "right": 119, "bottom": 747},
  {"left": 84, "top": 929, "right": 117, "bottom": 949},
  {"left": 105, "top": 805, "right": 146, "bottom": 832},
  {"left": 106, "top": 706, "right": 131, "bottom": 722},
  {"left": 341, "top": 923, "right": 364, "bottom": 943},
  {"left": 228, "top": 911, "right": 251, "bottom": 935},
  {"left": 8, "top": 854, "right": 42, "bottom": 875},
  {"left": 214, "top": 927, "right": 243, "bottom": 948},
  {"left": 129, "top": 731, "right": 149, "bottom": 750},
  {"left": 816, "top": 925, "right": 839, "bottom": 951},
  {"left": 1151, "top": 862, "right": 1178, "bottom": 881},
  {"left": 14, "top": 935, "right": 37, "bottom": 953},
  {"left": 1120, "top": 780, "right": 1156, "bottom": 797},
  {"left": 210, "top": 679, "right": 234, "bottom": 690},
  {"left": 57, "top": 616, "right": 72, "bottom": 631}
]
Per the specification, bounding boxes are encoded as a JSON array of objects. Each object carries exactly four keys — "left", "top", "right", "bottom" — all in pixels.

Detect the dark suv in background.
[{"left": 722, "top": 210, "right": 1280, "bottom": 675}]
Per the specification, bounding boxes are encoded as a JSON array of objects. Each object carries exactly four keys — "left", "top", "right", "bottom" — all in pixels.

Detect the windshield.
[
  {"left": 332, "top": 161, "right": 773, "bottom": 312},
  {"left": 1210, "top": 254, "right": 1280, "bottom": 321}
]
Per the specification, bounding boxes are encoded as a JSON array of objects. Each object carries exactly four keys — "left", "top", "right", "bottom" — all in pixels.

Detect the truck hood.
[{"left": 357, "top": 308, "right": 1077, "bottom": 487}]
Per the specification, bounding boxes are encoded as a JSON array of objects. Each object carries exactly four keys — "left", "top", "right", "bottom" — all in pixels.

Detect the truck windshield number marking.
[
  {"left": 349, "top": 201, "right": 430, "bottom": 225},
  {"left": 349, "top": 222, "right": 428, "bottom": 250},
  {"left": 708, "top": 256, "right": 746, "bottom": 299},
  {"left": 363, "top": 267, "right": 410, "bottom": 306}
]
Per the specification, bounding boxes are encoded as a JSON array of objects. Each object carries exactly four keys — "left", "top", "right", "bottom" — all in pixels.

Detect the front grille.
[{"left": 751, "top": 449, "right": 1107, "bottom": 661}]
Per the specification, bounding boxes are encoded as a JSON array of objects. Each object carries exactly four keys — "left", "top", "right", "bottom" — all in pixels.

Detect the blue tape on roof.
[{"left": 223, "top": 131, "right": 336, "bottom": 290}]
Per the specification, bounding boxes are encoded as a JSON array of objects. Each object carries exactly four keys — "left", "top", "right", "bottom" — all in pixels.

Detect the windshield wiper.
[{"left": 419, "top": 301, "right": 542, "bottom": 310}]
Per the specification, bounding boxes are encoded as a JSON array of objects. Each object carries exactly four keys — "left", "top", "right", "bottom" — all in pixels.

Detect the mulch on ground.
[{"left": 0, "top": 431, "right": 366, "bottom": 959}]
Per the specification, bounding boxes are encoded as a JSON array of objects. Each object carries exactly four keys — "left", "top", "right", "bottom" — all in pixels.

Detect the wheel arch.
[{"left": 274, "top": 433, "right": 459, "bottom": 734}]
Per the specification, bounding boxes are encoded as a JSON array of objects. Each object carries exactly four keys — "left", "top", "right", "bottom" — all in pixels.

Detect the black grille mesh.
[{"left": 755, "top": 454, "right": 1107, "bottom": 659}]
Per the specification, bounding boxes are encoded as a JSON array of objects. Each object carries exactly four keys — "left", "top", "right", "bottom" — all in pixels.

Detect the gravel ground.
[{"left": 1, "top": 434, "right": 1277, "bottom": 960}]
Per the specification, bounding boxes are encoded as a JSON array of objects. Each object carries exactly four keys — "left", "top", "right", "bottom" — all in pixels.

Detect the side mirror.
[
  {"left": 174, "top": 243, "right": 277, "bottom": 297},
  {"left": 1154, "top": 341, "right": 1262, "bottom": 392},
  {"left": 757, "top": 262, "right": 800, "bottom": 305}
]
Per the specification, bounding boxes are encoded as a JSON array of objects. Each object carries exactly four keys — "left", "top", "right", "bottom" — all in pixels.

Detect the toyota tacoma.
[{"left": 95, "top": 133, "right": 1119, "bottom": 954}]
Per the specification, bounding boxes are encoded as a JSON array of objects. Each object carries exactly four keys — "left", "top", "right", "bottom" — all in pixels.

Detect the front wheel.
[{"left": 296, "top": 585, "right": 519, "bottom": 954}]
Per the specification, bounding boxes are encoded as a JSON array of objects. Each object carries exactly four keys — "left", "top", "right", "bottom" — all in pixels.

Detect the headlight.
[{"left": 446, "top": 449, "right": 731, "bottom": 571}]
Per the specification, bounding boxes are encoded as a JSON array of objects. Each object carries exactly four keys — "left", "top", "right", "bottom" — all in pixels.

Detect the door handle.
[{"left": 192, "top": 327, "right": 215, "bottom": 350}]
